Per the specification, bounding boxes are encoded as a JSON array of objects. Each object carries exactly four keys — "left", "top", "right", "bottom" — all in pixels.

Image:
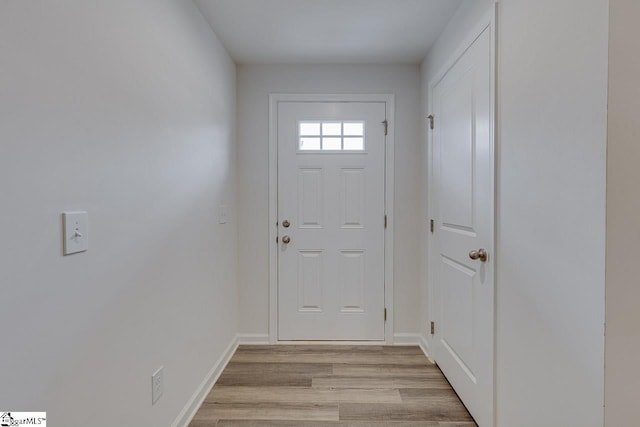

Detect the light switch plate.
[
  {"left": 152, "top": 366, "right": 164, "bottom": 405},
  {"left": 63, "top": 211, "right": 88, "bottom": 255},
  {"left": 219, "top": 205, "right": 228, "bottom": 224}
]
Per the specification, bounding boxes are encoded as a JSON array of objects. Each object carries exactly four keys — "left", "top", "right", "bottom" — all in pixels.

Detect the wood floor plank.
[
  {"left": 207, "top": 386, "right": 402, "bottom": 404},
  {"left": 381, "top": 346, "right": 427, "bottom": 355},
  {"left": 339, "top": 403, "right": 474, "bottom": 422},
  {"left": 192, "top": 402, "right": 339, "bottom": 422},
  {"left": 223, "top": 361, "right": 333, "bottom": 375},
  {"left": 312, "top": 376, "right": 451, "bottom": 389},
  {"left": 188, "top": 419, "right": 217, "bottom": 427},
  {"left": 216, "top": 372, "right": 312, "bottom": 387},
  {"left": 398, "top": 388, "right": 462, "bottom": 404},
  {"left": 332, "top": 364, "right": 442, "bottom": 377}
]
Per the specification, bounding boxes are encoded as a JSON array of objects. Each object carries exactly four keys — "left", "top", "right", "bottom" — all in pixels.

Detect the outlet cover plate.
[
  {"left": 152, "top": 366, "right": 164, "bottom": 405},
  {"left": 63, "top": 211, "right": 88, "bottom": 255}
]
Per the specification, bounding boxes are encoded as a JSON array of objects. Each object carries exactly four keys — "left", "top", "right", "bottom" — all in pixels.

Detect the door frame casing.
[
  {"left": 427, "top": 4, "right": 497, "bottom": 425},
  {"left": 268, "top": 93, "right": 395, "bottom": 344}
]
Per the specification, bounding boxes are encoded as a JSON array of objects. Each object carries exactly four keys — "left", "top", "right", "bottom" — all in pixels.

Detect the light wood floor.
[{"left": 189, "top": 345, "right": 477, "bottom": 427}]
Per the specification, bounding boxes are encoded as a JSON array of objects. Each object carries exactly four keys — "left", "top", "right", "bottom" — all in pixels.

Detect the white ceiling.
[{"left": 195, "top": 0, "right": 462, "bottom": 64}]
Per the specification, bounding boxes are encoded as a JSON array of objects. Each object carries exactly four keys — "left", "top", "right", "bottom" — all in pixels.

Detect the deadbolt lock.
[{"left": 282, "top": 219, "right": 290, "bottom": 228}]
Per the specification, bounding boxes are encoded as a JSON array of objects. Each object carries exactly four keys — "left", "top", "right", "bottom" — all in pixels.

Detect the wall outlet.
[{"left": 151, "top": 366, "right": 164, "bottom": 405}]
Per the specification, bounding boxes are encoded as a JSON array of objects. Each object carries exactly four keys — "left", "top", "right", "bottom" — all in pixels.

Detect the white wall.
[
  {"left": 421, "top": 1, "right": 608, "bottom": 425},
  {"left": 605, "top": 0, "right": 640, "bottom": 425},
  {"left": 0, "top": 2, "right": 237, "bottom": 426},
  {"left": 499, "top": 1, "right": 607, "bottom": 425},
  {"left": 236, "top": 64, "right": 422, "bottom": 337}
]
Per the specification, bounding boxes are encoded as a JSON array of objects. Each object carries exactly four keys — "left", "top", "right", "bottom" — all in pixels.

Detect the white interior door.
[
  {"left": 277, "top": 101, "right": 386, "bottom": 341},
  {"left": 431, "top": 25, "right": 494, "bottom": 426}
]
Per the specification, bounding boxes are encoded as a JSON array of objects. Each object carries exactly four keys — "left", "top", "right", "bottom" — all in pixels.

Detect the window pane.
[
  {"left": 300, "top": 122, "right": 320, "bottom": 136},
  {"left": 300, "top": 137, "right": 321, "bottom": 150},
  {"left": 322, "top": 137, "right": 342, "bottom": 150},
  {"left": 343, "top": 137, "right": 364, "bottom": 151},
  {"left": 322, "top": 122, "right": 342, "bottom": 136},
  {"left": 343, "top": 122, "right": 364, "bottom": 136}
]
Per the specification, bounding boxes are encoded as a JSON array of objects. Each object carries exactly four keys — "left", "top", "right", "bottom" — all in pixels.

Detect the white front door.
[
  {"left": 277, "top": 101, "right": 386, "bottom": 341},
  {"left": 430, "top": 24, "right": 495, "bottom": 426}
]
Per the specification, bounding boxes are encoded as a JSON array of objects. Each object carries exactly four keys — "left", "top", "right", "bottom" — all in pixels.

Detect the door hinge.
[
  {"left": 384, "top": 308, "right": 387, "bottom": 322},
  {"left": 430, "top": 321, "right": 435, "bottom": 335},
  {"left": 427, "top": 114, "right": 434, "bottom": 130},
  {"left": 382, "top": 120, "right": 388, "bottom": 136},
  {"left": 384, "top": 214, "right": 387, "bottom": 229},
  {"left": 430, "top": 219, "right": 434, "bottom": 233}
]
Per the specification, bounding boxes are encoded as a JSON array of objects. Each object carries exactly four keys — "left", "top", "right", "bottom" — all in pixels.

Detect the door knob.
[
  {"left": 282, "top": 235, "right": 291, "bottom": 244},
  {"left": 282, "top": 219, "right": 290, "bottom": 228},
  {"left": 469, "top": 248, "right": 488, "bottom": 262}
]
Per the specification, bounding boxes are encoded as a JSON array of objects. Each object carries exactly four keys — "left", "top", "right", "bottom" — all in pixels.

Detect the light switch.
[
  {"left": 63, "top": 211, "right": 88, "bottom": 255},
  {"left": 219, "top": 205, "right": 228, "bottom": 224}
]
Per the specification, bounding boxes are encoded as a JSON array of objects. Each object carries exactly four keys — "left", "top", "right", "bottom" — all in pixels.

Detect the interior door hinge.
[
  {"left": 382, "top": 120, "right": 388, "bottom": 136},
  {"left": 427, "top": 114, "right": 434, "bottom": 130},
  {"left": 430, "top": 219, "right": 434, "bottom": 233},
  {"left": 430, "top": 321, "right": 435, "bottom": 335},
  {"left": 384, "top": 308, "right": 387, "bottom": 322},
  {"left": 384, "top": 214, "right": 387, "bottom": 229}
]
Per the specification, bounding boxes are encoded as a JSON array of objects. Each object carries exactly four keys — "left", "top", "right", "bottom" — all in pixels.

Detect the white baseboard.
[
  {"left": 393, "top": 332, "right": 423, "bottom": 345},
  {"left": 172, "top": 335, "right": 239, "bottom": 427},
  {"left": 236, "top": 333, "right": 270, "bottom": 345},
  {"left": 417, "top": 334, "right": 433, "bottom": 362},
  {"left": 393, "top": 333, "right": 432, "bottom": 360}
]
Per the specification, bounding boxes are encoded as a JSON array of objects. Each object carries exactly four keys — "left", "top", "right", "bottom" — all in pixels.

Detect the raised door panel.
[
  {"left": 297, "top": 251, "right": 324, "bottom": 312},
  {"left": 439, "top": 70, "right": 476, "bottom": 234},
  {"left": 440, "top": 255, "right": 477, "bottom": 383},
  {"left": 298, "top": 168, "right": 324, "bottom": 229},
  {"left": 340, "top": 168, "right": 365, "bottom": 229},
  {"left": 339, "top": 250, "right": 365, "bottom": 313}
]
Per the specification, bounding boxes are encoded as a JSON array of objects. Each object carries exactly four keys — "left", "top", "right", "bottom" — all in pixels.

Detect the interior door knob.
[
  {"left": 469, "top": 248, "right": 488, "bottom": 262},
  {"left": 282, "top": 235, "right": 291, "bottom": 244},
  {"left": 282, "top": 219, "right": 290, "bottom": 228}
]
